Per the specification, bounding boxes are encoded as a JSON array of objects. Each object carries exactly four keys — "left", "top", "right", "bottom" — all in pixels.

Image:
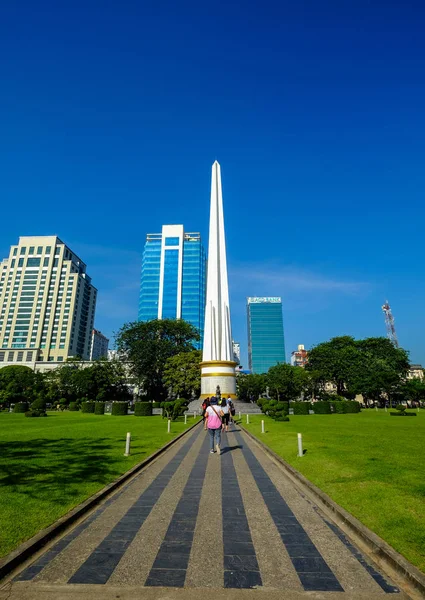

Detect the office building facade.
[
  {"left": 90, "top": 329, "right": 109, "bottom": 360},
  {"left": 247, "top": 297, "right": 285, "bottom": 374},
  {"left": 138, "top": 225, "right": 206, "bottom": 348},
  {"left": 0, "top": 236, "right": 97, "bottom": 363}
]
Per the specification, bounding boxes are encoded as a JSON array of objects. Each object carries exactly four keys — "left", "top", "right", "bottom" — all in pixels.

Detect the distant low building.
[
  {"left": 291, "top": 344, "right": 309, "bottom": 367},
  {"left": 407, "top": 364, "right": 424, "bottom": 380},
  {"left": 90, "top": 329, "right": 109, "bottom": 360}
]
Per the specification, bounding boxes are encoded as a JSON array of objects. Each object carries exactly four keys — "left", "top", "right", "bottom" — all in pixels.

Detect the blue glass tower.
[
  {"left": 138, "top": 225, "right": 206, "bottom": 349},
  {"left": 247, "top": 297, "right": 285, "bottom": 373}
]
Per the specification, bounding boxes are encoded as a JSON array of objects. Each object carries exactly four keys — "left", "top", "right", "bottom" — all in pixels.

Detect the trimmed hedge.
[
  {"left": 330, "top": 400, "right": 361, "bottom": 414},
  {"left": 25, "top": 410, "right": 47, "bottom": 418},
  {"left": 134, "top": 402, "right": 153, "bottom": 416},
  {"left": 13, "top": 402, "right": 29, "bottom": 413},
  {"left": 112, "top": 401, "right": 128, "bottom": 416},
  {"left": 69, "top": 402, "right": 79, "bottom": 411},
  {"left": 312, "top": 401, "right": 332, "bottom": 414},
  {"left": 152, "top": 401, "right": 162, "bottom": 409},
  {"left": 95, "top": 402, "right": 105, "bottom": 415},
  {"left": 390, "top": 411, "right": 417, "bottom": 417},
  {"left": 81, "top": 401, "right": 95, "bottom": 413},
  {"left": 291, "top": 402, "right": 311, "bottom": 415}
]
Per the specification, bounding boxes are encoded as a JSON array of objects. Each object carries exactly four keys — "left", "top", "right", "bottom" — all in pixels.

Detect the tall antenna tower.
[{"left": 382, "top": 301, "right": 399, "bottom": 347}]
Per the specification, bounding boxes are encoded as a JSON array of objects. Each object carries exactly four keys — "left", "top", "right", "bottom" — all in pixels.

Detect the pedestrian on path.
[
  {"left": 221, "top": 399, "right": 230, "bottom": 432},
  {"left": 227, "top": 396, "right": 235, "bottom": 424},
  {"left": 201, "top": 397, "right": 210, "bottom": 430},
  {"left": 205, "top": 398, "right": 224, "bottom": 454}
]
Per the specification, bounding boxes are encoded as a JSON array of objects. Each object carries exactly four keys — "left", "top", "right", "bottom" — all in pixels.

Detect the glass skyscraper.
[
  {"left": 138, "top": 225, "right": 206, "bottom": 348},
  {"left": 247, "top": 297, "right": 285, "bottom": 373}
]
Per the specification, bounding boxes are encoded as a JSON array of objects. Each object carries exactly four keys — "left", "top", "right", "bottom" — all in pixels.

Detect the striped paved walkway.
[{"left": 1, "top": 424, "right": 412, "bottom": 599}]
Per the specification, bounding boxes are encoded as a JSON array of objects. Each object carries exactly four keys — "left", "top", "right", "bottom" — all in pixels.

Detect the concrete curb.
[
  {"left": 240, "top": 424, "right": 425, "bottom": 598},
  {"left": 0, "top": 419, "right": 201, "bottom": 582}
]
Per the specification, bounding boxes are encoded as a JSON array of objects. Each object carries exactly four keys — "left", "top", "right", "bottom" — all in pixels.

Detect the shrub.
[
  {"left": 134, "top": 402, "right": 153, "bottom": 416},
  {"left": 112, "top": 401, "right": 128, "bottom": 416},
  {"left": 69, "top": 402, "right": 79, "bottom": 411},
  {"left": 152, "top": 401, "right": 162, "bottom": 409},
  {"left": 25, "top": 410, "right": 47, "bottom": 418},
  {"left": 31, "top": 398, "right": 47, "bottom": 411},
  {"left": 81, "top": 401, "right": 95, "bottom": 413},
  {"left": 291, "top": 402, "right": 311, "bottom": 415},
  {"left": 95, "top": 402, "right": 105, "bottom": 415},
  {"left": 13, "top": 402, "right": 29, "bottom": 413},
  {"left": 345, "top": 401, "right": 361, "bottom": 413},
  {"left": 331, "top": 401, "right": 346, "bottom": 414},
  {"left": 275, "top": 415, "right": 290, "bottom": 422},
  {"left": 395, "top": 404, "right": 406, "bottom": 413},
  {"left": 257, "top": 398, "right": 268, "bottom": 408},
  {"left": 390, "top": 411, "right": 416, "bottom": 417},
  {"left": 313, "top": 401, "right": 332, "bottom": 414}
]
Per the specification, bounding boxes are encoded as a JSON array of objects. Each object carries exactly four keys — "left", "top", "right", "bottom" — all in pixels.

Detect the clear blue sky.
[{"left": 1, "top": 1, "right": 424, "bottom": 366}]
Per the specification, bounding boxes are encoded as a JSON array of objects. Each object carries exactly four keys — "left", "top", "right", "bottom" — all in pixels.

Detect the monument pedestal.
[{"left": 200, "top": 360, "right": 237, "bottom": 399}]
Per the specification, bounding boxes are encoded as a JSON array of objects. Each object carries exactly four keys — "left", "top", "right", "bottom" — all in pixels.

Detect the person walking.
[
  {"left": 201, "top": 397, "right": 210, "bottom": 430},
  {"left": 205, "top": 397, "right": 224, "bottom": 454},
  {"left": 221, "top": 399, "right": 230, "bottom": 432},
  {"left": 227, "top": 396, "right": 235, "bottom": 424}
]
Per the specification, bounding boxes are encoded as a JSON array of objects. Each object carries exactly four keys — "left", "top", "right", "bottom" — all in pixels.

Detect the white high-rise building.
[
  {"left": 0, "top": 236, "right": 97, "bottom": 364},
  {"left": 200, "top": 161, "right": 237, "bottom": 398},
  {"left": 90, "top": 329, "right": 109, "bottom": 360},
  {"left": 232, "top": 341, "right": 241, "bottom": 365}
]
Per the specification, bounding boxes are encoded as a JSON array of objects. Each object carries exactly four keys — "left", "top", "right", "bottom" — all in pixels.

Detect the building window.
[
  {"left": 55, "top": 247, "right": 61, "bottom": 256},
  {"left": 11, "top": 259, "right": 15, "bottom": 268},
  {"left": 37, "top": 246, "right": 43, "bottom": 254},
  {"left": 165, "top": 237, "right": 180, "bottom": 246},
  {"left": 53, "top": 259, "right": 59, "bottom": 267},
  {"left": 13, "top": 248, "right": 17, "bottom": 256},
  {"left": 20, "top": 247, "right": 26, "bottom": 255},
  {"left": 46, "top": 246, "right": 51, "bottom": 254},
  {"left": 17, "top": 351, "right": 24, "bottom": 361},
  {"left": 27, "top": 258, "right": 41, "bottom": 267},
  {"left": 48, "top": 356, "right": 54, "bottom": 361},
  {"left": 29, "top": 246, "right": 35, "bottom": 254},
  {"left": 18, "top": 259, "right": 24, "bottom": 267},
  {"left": 8, "top": 352, "right": 14, "bottom": 361},
  {"left": 26, "top": 351, "right": 33, "bottom": 361}
]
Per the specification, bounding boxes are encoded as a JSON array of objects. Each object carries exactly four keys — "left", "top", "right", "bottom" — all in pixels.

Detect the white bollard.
[
  {"left": 193, "top": 411, "right": 196, "bottom": 419},
  {"left": 239, "top": 411, "right": 241, "bottom": 419},
  {"left": 375, "top": 405, "right": 378, "bottom": 411},
  {"left": 261, "top": 420, "right": 265, "bottom": 434},
  {"left": 297, "top": 433, "right": 303, "bottom": 457},
  {"left": 246, "top": 414, "right": 249, "bottom": 424},
  {"left": 385, "top": 406, "right": 387, "bottom": 412},
  {"left": 184, "top": 414, "right": 187, "bottom": 424},
  {"left": 168, "top": 419, "right": 171, "bottom": 433},
  {"left": 124, "top": 432, "right": 131, "bottom": 456}
]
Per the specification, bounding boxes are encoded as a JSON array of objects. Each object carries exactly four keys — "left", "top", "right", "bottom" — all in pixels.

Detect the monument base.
[{"left": 200, "top": 360, "right": 237, "bottom": 400}]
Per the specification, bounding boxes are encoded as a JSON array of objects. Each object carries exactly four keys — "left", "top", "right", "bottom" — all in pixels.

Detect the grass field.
[
  {"left": 244, "top": 410, "right": 425, "bottom": 573},
  {"left": 0, "top": 411, "right": 199, "bottom": 558}
]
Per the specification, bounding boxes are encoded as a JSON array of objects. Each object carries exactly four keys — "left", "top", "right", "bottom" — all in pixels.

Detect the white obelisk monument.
[{"left": 200, "top": 161, "right": 237, "bottom": 399}]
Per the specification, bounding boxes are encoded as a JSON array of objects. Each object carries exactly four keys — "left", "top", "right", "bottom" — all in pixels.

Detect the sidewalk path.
[{"left": 1, "top": 424, "right": 412, "bottom": 599}]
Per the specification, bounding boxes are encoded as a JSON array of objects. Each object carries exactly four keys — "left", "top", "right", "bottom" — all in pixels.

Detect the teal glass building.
[
  {"left": 138, "top": 225, "right": 206, "bottom": 349},
  {"left": 247, "top": 297, "right": 285, "bottom": 373}
]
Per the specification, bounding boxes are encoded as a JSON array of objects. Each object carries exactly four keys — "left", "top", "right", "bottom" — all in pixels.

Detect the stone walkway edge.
[
  {"left": 240, "top": 424, "right": 425, "bottom": 599},
  {"left": 0, "top": 419, "right": 202, "bottom": 583}
]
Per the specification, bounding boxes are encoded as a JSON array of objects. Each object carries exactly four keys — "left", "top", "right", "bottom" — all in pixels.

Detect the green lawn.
[
  {"left": 0, "top": 411, "right": 199, "bottom": 558},
  {"left": 244, "top": 410, "right": 425, "bottom": 573}
]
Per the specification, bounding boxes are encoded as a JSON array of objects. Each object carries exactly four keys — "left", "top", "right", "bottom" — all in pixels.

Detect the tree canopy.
[
  {"left": 116, "top": 319, "right": 200, "bottom": 401},
  {"left": 163, "top": 350, "right": 202, "bottom": 399}
]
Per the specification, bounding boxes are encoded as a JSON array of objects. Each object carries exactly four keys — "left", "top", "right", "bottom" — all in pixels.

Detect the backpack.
[
  {"left": 202, "top": 399, "right": 209, "bottom": 411},
  {"left": 229, "top": 400, "right": 235, "bottom": 415}
]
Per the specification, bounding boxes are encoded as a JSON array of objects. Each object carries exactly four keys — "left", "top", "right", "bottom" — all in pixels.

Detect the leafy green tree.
[
  {"left": 267, "top": 363, "right": 309, "bottom": 403},
  {"left": 0, "top": 365, "right": 39, "bottom": 404},
  {"left": 306, "top": 336, "right": 360, "bottom": 397},
  {"left": 163, "top": 350, "right": 202, "bottom": 399},
  {"left": 116, "top": 319, "right": 200, "bottom": 401},
  {"left": 236, "top": 373, "right": 267, "bottom": 401}
]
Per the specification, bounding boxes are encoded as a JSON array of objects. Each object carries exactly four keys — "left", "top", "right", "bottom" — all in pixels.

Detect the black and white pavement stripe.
[
  {"left": 221, "top": 431, "right": 262, "bottom": 589},
  {"left": 66, "top": 426, "right": 202, "bottom": 585},
  {"left": 144, "top": 432, "right": 210, "bottom": 587},
  {"left": 323, "top": 518, "right": 400, "bottom": 594},
  {"left": 233, "top": 430, "right": 343, "bottom": 592}
]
